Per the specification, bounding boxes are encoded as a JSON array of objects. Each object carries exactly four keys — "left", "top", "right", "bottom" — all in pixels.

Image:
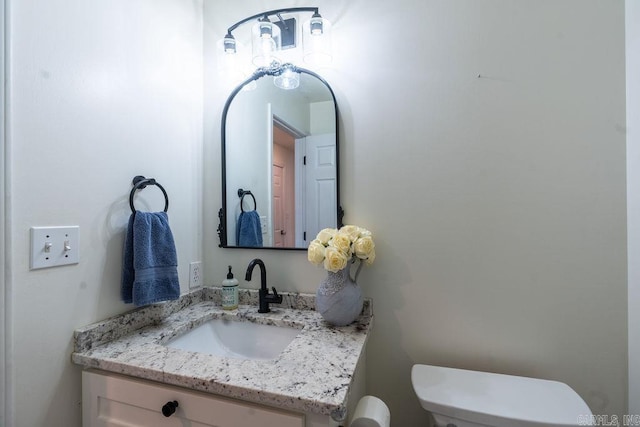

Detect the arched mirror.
[{"left": 218, "top": 64, "right": 343, "bottom": 249}]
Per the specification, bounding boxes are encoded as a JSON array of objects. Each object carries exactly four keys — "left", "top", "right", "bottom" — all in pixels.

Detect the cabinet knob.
[{"left": 162, "top": 400, "right": 179, "bottom": 417}]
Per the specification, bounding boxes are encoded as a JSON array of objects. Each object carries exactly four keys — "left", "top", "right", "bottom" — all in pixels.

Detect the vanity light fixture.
[{"left": 219, "top": 7, "right": 332, "bottom": 88}]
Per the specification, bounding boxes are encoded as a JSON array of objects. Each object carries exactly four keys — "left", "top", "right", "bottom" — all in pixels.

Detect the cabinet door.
[{"left": 83, "top": 370, "right": 305, "bottom": 427}]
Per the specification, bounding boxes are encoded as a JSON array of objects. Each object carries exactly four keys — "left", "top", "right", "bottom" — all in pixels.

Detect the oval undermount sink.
[{"left": 165, "top": 318, "right": 302, "bottom": 360}]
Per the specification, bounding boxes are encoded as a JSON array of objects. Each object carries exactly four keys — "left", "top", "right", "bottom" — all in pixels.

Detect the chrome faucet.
[{"left": 245, "top": 258, "right": 283, "bottom": 313}]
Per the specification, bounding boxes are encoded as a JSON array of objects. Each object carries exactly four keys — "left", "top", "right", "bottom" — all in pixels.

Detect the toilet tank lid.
[{"left": 411, "top": 365, "right": 592, "bottom": 427}]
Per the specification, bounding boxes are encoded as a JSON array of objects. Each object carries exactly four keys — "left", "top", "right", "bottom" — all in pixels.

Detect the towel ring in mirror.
[{"left": 238, "top": 189, "right": 257, "bottom": 213}]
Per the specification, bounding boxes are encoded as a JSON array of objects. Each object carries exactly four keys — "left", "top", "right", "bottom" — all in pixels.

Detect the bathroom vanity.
[{"left": 72, "top": 288, "right": 371, "bottom": 427}]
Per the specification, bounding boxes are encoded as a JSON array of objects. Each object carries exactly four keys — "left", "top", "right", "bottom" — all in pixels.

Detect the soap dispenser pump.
[{"left": 222, "top": 265, "right": 239, "bottom": 310}]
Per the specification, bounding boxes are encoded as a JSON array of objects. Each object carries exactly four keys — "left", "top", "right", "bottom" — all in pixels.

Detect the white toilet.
[{"left": 411, "top": 364, "right": 593, "bottom": 427}]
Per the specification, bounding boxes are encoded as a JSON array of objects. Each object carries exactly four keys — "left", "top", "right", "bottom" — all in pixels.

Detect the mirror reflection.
[{"left": 219, "top": 66, "right": 341, "bottom": 249}]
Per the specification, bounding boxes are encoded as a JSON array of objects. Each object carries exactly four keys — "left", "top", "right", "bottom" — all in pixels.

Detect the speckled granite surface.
[{"left": 72, "top": 288, "right": 372, "bottom": 421}]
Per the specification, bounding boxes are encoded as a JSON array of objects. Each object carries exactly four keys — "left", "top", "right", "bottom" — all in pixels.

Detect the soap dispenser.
[{"left": 222, "top": 265, "right": 239, "bottom": 310}]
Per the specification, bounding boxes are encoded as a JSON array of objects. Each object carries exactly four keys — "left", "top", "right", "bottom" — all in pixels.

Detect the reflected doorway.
[{"left": 272, "top": 122, "right": 297, "bottom": 247}]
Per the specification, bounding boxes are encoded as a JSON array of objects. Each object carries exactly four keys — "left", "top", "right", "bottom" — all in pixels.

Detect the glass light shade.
[
  {"left": 217, "top": 38, "right": 239, "bottom": 75},
  {"left": 251, "top": 21, "right": 281, "bottom": 67},
  {"left": 217, "top": 38, "right": 252, "bottom": 87},
  {"left": 302, "top": 18, "right": 332, "bottom": 66},
  {"left": 273, "top": 67, "right": 300, "bottom": 90}
]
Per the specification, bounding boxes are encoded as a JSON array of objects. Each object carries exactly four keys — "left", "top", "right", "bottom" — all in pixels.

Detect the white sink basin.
[{"left": 165, "top": 318, "right": 302, "bottom": 360}]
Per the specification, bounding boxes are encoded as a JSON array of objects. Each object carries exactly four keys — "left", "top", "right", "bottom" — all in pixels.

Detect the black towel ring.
[
  {"left": 237, "top": 188, "right": 257, "bottom": 213},
  {"left": 129, "top": 175, "right": 169, "bottom": 213}
]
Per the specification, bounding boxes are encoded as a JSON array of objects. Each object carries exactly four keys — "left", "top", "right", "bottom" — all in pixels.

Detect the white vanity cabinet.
[
  {"left": 82, "top": 370, "right": 336, "bottom": 427},
  {"left": 74, "top": 296, "right": 371, "bottom": 427}
]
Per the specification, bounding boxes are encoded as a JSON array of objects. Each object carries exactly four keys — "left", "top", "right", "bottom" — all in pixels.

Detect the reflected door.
[
  {"left": 273, "top": 125, "right": 296, "bottom": 247},
  {"left": 272, "top": 162, "right": 284, "bottom": 247},
  {"left": 305, "top": 133, "right": 337, "bottom": 240}
]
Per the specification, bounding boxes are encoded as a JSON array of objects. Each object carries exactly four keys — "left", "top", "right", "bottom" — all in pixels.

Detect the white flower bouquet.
[{"left": 307, "top": 225, "right": 376, "bottom": 273}]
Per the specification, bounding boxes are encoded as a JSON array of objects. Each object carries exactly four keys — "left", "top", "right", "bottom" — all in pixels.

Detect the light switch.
[
  {"left": 260, "top": 216, "right": 267, "bottom": 234},
  {"left": 30, "top": 226, "right": 80, "bottom": 269}
]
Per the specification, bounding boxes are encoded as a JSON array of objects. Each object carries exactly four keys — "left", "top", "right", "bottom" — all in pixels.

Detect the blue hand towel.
[
  {"left": 237, "top": 210, "right": 263, "bottom": 247},
  {"left": 121, "top": 211, "right": 180, "bottom": 306},
  {"left": 121, "top": 214, "right": 136, "bottom": 303}
]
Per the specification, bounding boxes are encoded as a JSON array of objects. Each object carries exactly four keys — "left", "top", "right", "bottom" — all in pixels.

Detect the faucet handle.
[{"left": 271, "top": 287, "right": 283, "bottom": 303}]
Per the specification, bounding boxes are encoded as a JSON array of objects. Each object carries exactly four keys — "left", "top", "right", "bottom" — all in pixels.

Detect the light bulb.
[
  {"left": 252, "top": 20, "right": 281, "bottom": 67},
  {"left": 217, "top": 38, "right": 252, "bottom": 88},
  {"left": 256, "top": 37, "right": 276, "bottom": 67}
]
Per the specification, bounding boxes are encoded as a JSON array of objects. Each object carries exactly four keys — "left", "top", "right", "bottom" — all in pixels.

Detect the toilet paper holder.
[{"left": 349, "top": 395, "right": 390, "bottom": 427}]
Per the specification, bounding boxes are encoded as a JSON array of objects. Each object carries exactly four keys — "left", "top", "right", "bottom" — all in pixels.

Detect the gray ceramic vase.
[{"left": 315, "top": 259, "right": 364, "bottom": 326}]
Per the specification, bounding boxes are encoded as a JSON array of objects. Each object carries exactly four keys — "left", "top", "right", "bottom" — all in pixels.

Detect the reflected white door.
[{"left": 305, "top": 133, "right": 337, "bottom": 240}]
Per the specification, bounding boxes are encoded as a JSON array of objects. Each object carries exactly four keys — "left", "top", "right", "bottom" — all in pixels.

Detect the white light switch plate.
[
  {"left": 30, "top": 226, "right": 80, "bottom": 269},
  {"left": 260, "top": 215, "right": 267, "bottom": 234}
]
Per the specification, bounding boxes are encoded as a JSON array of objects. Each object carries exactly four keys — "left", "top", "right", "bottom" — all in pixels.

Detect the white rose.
[
  {"left": 340, "top": 225, "right": 362, "bottom": 242},
  {"left": 359, "top": 228, "right": 372, "bottom": 238},
  {"left": 354, "top": 235, "right": 375, "bottom": 260},
  {"left": 316, "top": 228, "right": 337, "bottom": 245},
  {"left": 307, "top": 240, "right": 326, "bottom": 265},
  {"left": 331, "top": 232, "right": 352, "bottom": 255},
  {"left": 364, "top": 249, "right": 376, "bottom": 265},
  {"left": 323, "top": 246, "right": 348, "bottom": 272}
]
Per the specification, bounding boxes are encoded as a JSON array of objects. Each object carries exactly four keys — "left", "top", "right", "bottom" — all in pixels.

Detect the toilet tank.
[{"left": 411, "top": 365, "right": 593, "bottom": 427}]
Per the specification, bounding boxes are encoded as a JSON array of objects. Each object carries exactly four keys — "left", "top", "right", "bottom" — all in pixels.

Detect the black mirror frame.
[{"left": 217, "top": 63, "right": 344, "bottom": 249}]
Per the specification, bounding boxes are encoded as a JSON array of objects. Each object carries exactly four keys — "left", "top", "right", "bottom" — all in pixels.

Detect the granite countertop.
[{"left": 72, "top": 288, "right": 372, "bottom": 421}]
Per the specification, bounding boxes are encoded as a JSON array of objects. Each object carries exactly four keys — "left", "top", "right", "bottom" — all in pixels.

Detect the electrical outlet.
[{"left": 189, "top": 262, "right": 202, "bottom": 288}]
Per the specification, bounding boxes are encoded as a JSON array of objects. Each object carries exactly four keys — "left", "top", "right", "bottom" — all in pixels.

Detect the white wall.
[
  {"left": 204, "top": 1, "right": 627, "bottom": 425},
  {"left": 310, "top": 101, "right": 335, "bottom": 135},
  {"left": 225, "top": 87, "right": 271, "bottom": 244},
  {"left": 627, "top": 0, "right": 640, "bottom": 415},
  {"left": 5, "top": 0, "right": 203, "bottom": 425}
]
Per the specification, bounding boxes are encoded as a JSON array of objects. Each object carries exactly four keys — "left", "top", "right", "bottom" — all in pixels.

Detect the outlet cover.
[{"left": 189, "top": 262, "right": 202, "bottom": 288}]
